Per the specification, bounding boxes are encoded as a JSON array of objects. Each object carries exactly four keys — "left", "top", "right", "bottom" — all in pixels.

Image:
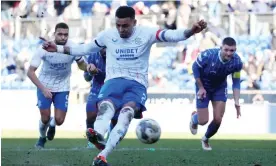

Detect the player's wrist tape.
[{"left": 57, "top": 45, "right": 64, "bottom": 53}]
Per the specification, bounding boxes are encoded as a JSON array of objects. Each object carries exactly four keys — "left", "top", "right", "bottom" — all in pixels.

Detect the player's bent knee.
[
  {"left": 119, "top": 106, "right": 135, "bottom": 124},
  {"left": 86, "top": 111, "right": 97, "bottom": 120},
  {"left": 98, "top": 100, "right": 115, "bottom": 116},
  {"left": 123, "top": 102, "right": 138, "bottom": 110},
  {"left": 198, "top": 119, "right": 209, "bottom": 125},
  {"left": 40, "top": 110, "right": 51, "bottom": 124},
  {"left": 55, "top": 117, "right": 65, "bottom": 126},
  {"left": 41, "top": 116, "right": 50, "bottom": 124},
  {"left": 197, "top": 108, "right": 209, "bottom": 125},
  {"left": 213, "top": 117, "right": 223, "bottom": 124}
]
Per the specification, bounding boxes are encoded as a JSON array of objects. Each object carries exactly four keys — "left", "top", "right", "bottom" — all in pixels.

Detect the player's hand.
[
  {"left": 42, "top": 88, "right": 52, "bottom": 99},
  {"left": 87, "top": 64, "right": 98, "bottom": 75},
  {"left": 235, "top": 104, "right": 241, "bottom": 119},
  {"left": 192, "top": 20, "right": 207, "bottom": 34},
  {"left": 40, "top": 37, "right": 57, "bottom": 52},
  {"left": 197, "top": 88, "right": 207, "bottom": 100}
]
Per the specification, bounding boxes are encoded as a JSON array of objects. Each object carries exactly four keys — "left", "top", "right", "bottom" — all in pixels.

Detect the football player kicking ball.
[
  {"left": 41, "top": 6, "right": 207, "bottom": 166},
  {"left": 190, "top": 37, "right": 243, "bottom": 150},
  {"left": 27, "top": 23, "right": 94, "bottom": 148}
]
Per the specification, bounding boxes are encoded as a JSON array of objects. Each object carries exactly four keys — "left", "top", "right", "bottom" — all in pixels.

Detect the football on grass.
[{"left": 136, "top": 118, "right": 161, "bottom": 144}]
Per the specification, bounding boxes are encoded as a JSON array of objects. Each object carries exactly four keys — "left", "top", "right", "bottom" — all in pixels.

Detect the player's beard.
[
  {"left": 55, "top": 40, "right": 67, "bottom": 45},
  {"left": 120, "top": 33, "right": 129, "bottom": 38},
  {"left": 120, "top": 28, "right": 134, "bottom": 38}
]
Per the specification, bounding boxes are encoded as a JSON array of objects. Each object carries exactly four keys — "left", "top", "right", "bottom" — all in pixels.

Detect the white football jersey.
[
  {"left": 70, "top": 26, "right": 187, "bottom": 87},
  {"left": 30, "top": 40, "right": 83, "bottom": 92}
]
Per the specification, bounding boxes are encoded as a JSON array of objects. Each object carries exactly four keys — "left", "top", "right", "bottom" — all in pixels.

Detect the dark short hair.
[
  {"left": 222, "top": 37, "right": 236, "bottom": 46},
  {"left": 115, "top": 6, "right": 135, "bottom": 19},
  {"left": 55, "top": 22, "right": 69, "bottom": 31}
]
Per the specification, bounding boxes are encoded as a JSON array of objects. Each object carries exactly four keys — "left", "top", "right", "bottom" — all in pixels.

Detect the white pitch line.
[{"left": 3, "top": 147, "right": 276, "bottom": 152}]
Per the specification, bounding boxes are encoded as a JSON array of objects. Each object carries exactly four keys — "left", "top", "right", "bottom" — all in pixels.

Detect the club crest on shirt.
[{"left": 135, "top": 37, "right": 142, "bottom": 45}]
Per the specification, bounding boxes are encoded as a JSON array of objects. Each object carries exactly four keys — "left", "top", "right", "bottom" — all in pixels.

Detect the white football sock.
[
  {"left": 202, "top": 135, "right": 208, "bottom": 141},
  {"left": 98, "top": 106, "right": 134, "bottom": 158},
  {"left": 39, "top": 119, "right": 49, "bottom": 138},
  {"left": 49, "top": 117, "right": 56, "bottom": 127},
  {"left": 94, "top": 101, "right": 115, "bottom": 136}
]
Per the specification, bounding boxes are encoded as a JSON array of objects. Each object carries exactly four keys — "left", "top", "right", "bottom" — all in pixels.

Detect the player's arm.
[
  {"left": 152, "top": 20, "right": 207, "bottom": 43},
  {"left": 84, "top": 71, "right": 93, "bottom": 82},
  {"left": 27, "top": 66, "right": 45, "bottom": 91},
  {"left": 232, "top": 61, "right": 243, "bottom": 106},
  {"left": 27, "top": 50, "right": 52, "bottom": 98},
  {"left": 41, "top": 31, "right": 106, "bottom": 56},
  {"left": 27, "top": 51, "right": 45, "bottom": 90},
  {"left": 83, "top": 55, "right": 94, "bottom": 82},
  {"left": 75, "top": 57, "right": 87, "bottom": 71},
  {"left": 232, "top": 71, "right": 241, "bottom": 106},
  {"left": 94, "top": 68, "right": 106, "bottom": 81},
  {"left": 192, "top": 51, "right": 208, "bottom": 89},
  {"left": 87, "top": 53, "right": 106, "bottom": 80},
  {"left": 192, "top": 51, "right": 208, "bottom": 99}
]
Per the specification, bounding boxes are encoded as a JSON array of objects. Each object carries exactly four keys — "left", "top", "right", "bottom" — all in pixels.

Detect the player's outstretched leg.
[
  {"left": 86, "top": 100, "right": 115, "bottom": 150},
  {"left": 92, "top": 106, "right": 135, "bottom": 166},
  {"left": 201, "top": 101, "right": 225, "bottom": 151}
]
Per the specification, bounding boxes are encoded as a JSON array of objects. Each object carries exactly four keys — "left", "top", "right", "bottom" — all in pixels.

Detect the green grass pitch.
[{"left": 2, "top": 130, "right": 276, "bottom": 166}]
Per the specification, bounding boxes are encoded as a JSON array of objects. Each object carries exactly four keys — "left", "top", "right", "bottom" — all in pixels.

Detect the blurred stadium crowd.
[{"left": 1, "top": 0, "right": 276, "bottom": 91}]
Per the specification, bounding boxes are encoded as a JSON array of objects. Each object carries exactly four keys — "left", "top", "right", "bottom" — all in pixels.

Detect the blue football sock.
[
  {"left": 192, "top": 113, "right": 199, "bottom": 125},
  {"left": 205, "top": 121, "right": 220, "bottom": 139},
  {"left": 86, "top": 119, "right": 94, "bottom": 129}
]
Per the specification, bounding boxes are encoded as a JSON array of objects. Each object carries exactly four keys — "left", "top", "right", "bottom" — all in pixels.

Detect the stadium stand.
[{"left": 1, "top": 0, "right": 276, "bottom": 91}]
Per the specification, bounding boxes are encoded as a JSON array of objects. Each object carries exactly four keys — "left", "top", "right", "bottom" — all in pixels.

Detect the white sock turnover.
[{"left": 94, "top": 101, "right": 115, "bottom": 136}]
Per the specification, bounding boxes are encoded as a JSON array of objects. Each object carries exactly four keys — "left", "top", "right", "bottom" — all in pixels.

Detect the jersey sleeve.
[
  {"left": 148, "top": 27, "right": 188, "bottom": 44},
  {"left": 30, "top": 48, "right": 44, "bottom": 68},
  {"left": 232, "top": 54, "right": 243, "bottom": 89},
  {"left": 75, "top": 56, "right": 83, "bottom": 62},
  {"left": 233, "top": 55, "right": 243, "bottom": 72},
  {"left": 195, "top": 51, "right": 209, "bottom": 68},
  {"left": 232, "top": 71, "right": 241, "bottom": 89},
  {"left": 192, "top": 51, "right": 209, "bottom": 79},
  {"left": 70, "top": 30, "right": 107, "bottom": 56},
  {"left": 94, "top": 30, "right": 107, "bottom": 48}
]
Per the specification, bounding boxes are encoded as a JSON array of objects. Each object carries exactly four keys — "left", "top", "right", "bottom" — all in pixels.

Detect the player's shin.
[
  {"left": 192, "top": 112, "right": 199, "bottom": 125},
  {"left": 204, "top": 120, "right": 221, "bottom": 139},
  {"left": 86, "top": 119, "right": 95, "bottom": 129},
  {"left": 98, "top": 106, "right": 134, "bottom": 158},
  {"left": 49, "top": 116, "right": 56, "bottom": 127},
  {"left": 39, "top": 119, "right": 49, "bottom": 138},
  {"left": 94, "top": 101, "right": 115, "bottom": 136}
]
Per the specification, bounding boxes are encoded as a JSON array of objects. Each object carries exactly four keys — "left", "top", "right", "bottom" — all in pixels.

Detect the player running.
[
  {"left": 41, "top": 6, "right": 207, "bottom": 166},
  {"left": 190, "top": 37, "right": 243, "bottom": 151},
  {"left": 27, "top": 23, "right": 94, "bottom": 148}
]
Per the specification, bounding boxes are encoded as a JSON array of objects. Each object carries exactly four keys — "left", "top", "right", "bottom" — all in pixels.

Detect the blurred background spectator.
[{"left": 1, "top": 0, "right": 276, "bottom": 91}]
